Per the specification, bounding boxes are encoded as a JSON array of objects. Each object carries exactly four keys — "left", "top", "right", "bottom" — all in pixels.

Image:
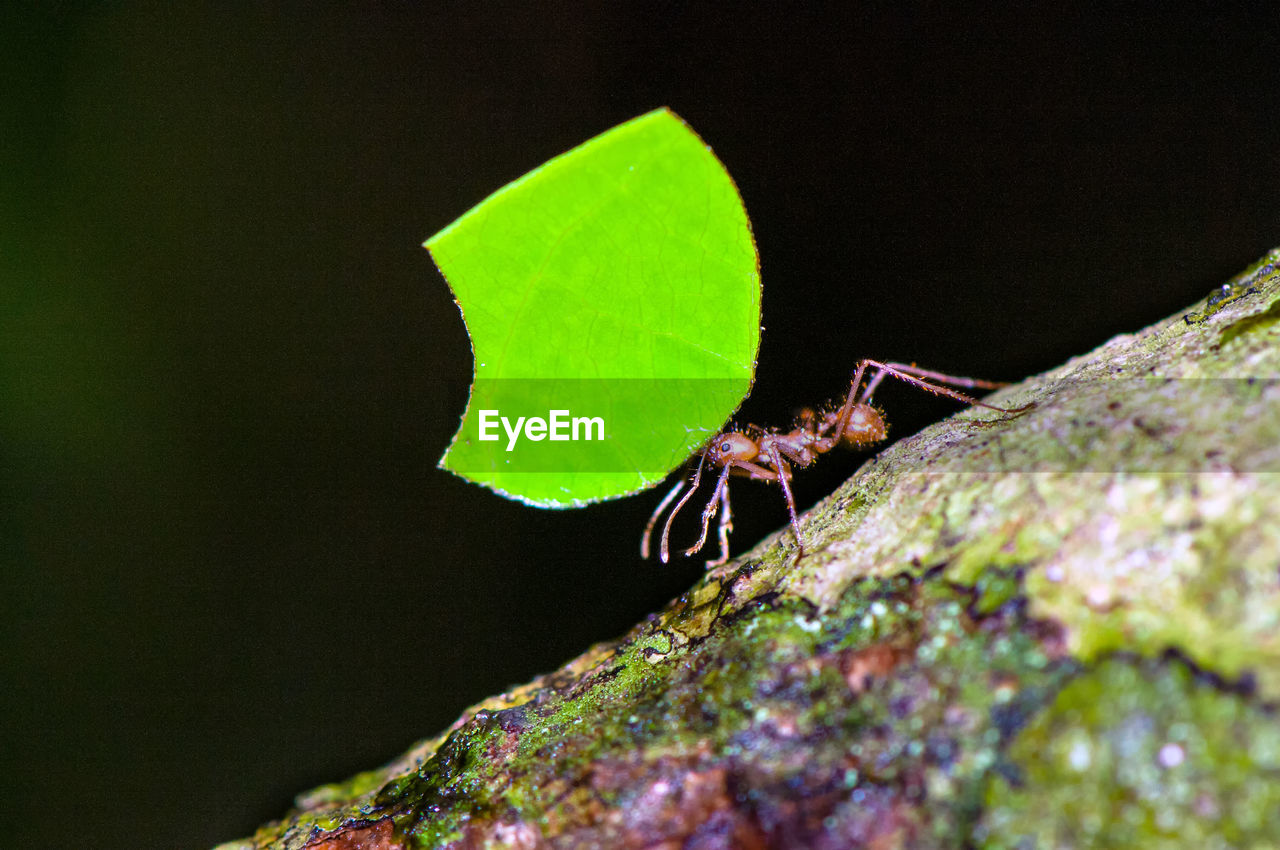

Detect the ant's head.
[
  {"left": 705, "top": 431, "right": 758, "bottom": 466},
  {"left": 840, "top": 404, "right": 888, "bottom": 448}
]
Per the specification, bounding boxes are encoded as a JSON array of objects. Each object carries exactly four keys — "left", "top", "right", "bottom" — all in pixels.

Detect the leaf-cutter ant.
[{"left": 641, "top": 360, "right": 1031, "bottom": 566}]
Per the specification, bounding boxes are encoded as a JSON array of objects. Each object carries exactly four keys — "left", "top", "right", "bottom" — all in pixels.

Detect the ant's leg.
[
  {"left": 764, "top": 443, "right": 804, "bottom": 556},
  {"left": 641, "top": 479, "right": 686, "bottom": 559},
  {"left": 659, "top": 453, "right": 708, "bottom": 563},
  {"left": 857, "top": 359, "right": 1032, "bottom": 414},
  {"left": 822, "top": 360, "right": 873, "bottom": 443},
  {"left": 684, "top": 463, "right": 734, "bottom": 558},
  {"left": 729, "top": 459, "right": 783, "bottom": 481},
  {"left": 862, "top": 360, "right": 1005, "bottom": 400},
  {"left": 705, "top": 478, "right": 734, "bottom": 568}
]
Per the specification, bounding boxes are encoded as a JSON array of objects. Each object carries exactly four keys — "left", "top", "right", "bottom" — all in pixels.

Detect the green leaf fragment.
[{"left": 426, "top": 108, "right": 761, "bottom": 506}]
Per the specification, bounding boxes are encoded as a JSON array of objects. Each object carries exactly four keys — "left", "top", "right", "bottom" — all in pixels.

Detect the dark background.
[{"left": 3, "top": 4, "right": 1277, "bottom": 847}]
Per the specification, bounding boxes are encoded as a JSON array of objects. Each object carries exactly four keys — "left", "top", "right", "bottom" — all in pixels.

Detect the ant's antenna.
[
  {"left": 657, "top": 450, "right": 710, "bottom": 563},
  {"left": 640, "top": 448, "right": 711, "bottom": 563}
]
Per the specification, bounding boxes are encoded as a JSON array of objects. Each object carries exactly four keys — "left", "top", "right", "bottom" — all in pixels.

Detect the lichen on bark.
[{"left": 219, "top": 250, "right": 1280, "bottom": 850}]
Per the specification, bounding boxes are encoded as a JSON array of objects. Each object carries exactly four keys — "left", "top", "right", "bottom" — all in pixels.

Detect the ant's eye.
[{"left": 720, "top": 441, "right": 733, "bottom": 452}]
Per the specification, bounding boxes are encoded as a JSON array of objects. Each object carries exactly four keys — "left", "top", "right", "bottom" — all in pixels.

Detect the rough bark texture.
[{"left": 219, "top": 251, "right": 1280, "bottom": 850}]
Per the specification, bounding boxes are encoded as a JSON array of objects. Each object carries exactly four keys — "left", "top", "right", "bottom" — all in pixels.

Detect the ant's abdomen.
[{"left": 840, "top": 404, "right": 888, "bottom": 448}]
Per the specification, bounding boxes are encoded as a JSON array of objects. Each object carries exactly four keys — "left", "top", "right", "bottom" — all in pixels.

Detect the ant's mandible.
[{"left": 641, "top": 359, "right": 1032, "bottom": 567}]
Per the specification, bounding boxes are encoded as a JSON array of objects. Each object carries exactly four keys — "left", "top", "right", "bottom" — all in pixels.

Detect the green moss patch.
[{"left": 980, "top": 657, "right": 1280, "bottom": 848}]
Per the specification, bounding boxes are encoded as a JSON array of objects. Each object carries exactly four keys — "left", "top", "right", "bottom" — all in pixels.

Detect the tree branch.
[{"left": 220, "top": 250, "right": 1280, "bottom": 850}]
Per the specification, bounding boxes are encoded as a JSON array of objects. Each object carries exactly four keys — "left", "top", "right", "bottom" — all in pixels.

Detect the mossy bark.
[{"left": 220, "top": 251, "right": 1280, "bottom": 850}]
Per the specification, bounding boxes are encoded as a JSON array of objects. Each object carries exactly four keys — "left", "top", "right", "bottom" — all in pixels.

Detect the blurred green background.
[{"left": 3, "top": 4, "right": 1277, "bottom": 847}]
